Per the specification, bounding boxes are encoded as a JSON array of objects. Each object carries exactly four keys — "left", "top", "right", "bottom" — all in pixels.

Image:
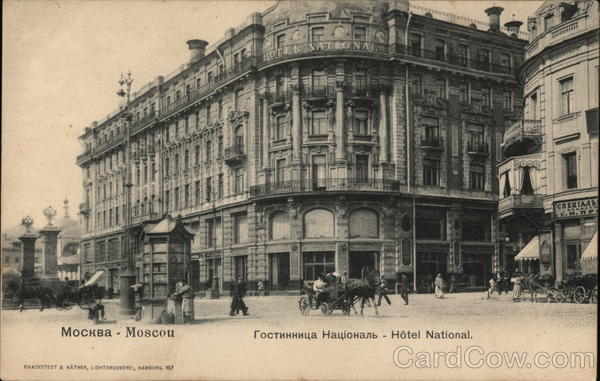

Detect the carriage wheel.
[
  {"left": 573, "top": 286, "right": 587, "bottom": 304},
  {"left": 298, "top": 296, "right": 310, "bottom": 316},
  {"left": 320, "top": 302, "right": 331, "bottom": 315},
  {"left": 590, "top": 288, "right": 597, "bottom": 304}
]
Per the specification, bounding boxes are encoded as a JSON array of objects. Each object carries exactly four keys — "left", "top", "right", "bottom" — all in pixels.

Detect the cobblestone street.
[{"left": 2, "top": 292, "right": 597, "bottom": 380}]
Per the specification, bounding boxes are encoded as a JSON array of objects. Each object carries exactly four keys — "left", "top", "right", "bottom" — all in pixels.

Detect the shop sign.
[
  {"left": 554, "top": 197, "right": 598, "bottom": 219},
  {"left": 263, "top": 41, "right": 387, "bottom": 61}
]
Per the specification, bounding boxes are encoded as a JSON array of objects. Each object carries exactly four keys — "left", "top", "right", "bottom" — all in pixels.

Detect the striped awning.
[
  {"left": 581, "top": 232, "right": 597, "bottom": 260},
  {"left": 514, "top": 236, "right": 539, "bottom": 261}
]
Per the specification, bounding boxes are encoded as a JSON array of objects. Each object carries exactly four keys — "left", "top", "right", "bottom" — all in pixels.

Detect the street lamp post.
[{"left": 117, "top": 71, "right": 136, "bottom": 315}]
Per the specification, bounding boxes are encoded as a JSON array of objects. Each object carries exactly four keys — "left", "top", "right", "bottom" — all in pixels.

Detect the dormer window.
[{"left": 544, "top": 14, "right": 554, "bottom": 31}]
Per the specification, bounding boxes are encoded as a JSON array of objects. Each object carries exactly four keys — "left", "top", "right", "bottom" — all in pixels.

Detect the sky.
[{"left": 1, "top": 0, "right": 542, "bottom": 232}]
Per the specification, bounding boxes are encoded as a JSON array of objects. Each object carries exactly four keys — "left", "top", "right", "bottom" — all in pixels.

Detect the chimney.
[
  {"left": 186, "top": 39, "right": 209, "bottom": 64},
  {"left": 485, "top": 6, "right": 504, "bottom": 33},
  {"left": 504, "top": 20, "right": 523, "bottom": 38}
]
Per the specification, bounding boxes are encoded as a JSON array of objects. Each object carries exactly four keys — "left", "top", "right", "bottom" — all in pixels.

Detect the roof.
[
  {"left": 143, "top": 216, "right": 194, "bottom": 237},
  {"left": 581, "top": 232, "right": 597, "bottom": 260},
  {"left": 515, "top": 236, "right": 539, "bottom": 261}
]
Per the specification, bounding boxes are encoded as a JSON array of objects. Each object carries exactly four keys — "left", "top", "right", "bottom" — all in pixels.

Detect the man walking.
[
  {"left": 256, "top": 280, "right": 264, "bottom": 297},
  {"left": 229, "top": 275, "right": 249, "bottom": 316},
  {"left": 377, "top": 275, "right": 391, "bottom": 306}
]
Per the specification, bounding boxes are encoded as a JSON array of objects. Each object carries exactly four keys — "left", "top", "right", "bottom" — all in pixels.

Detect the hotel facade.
[
  {"left": 76, "top": 0, "right": 527, "bottom": 295},
  {"left": 498, "top": 0, "right": 598, "bottom": 280}
]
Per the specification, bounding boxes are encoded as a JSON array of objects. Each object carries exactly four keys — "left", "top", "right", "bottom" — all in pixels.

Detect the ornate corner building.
[
  {"left": 498, "top": 0, "right": 598, "bottom": 280},
  {"left": 76, "top": 0, "right": 527, "bottom": 294}
]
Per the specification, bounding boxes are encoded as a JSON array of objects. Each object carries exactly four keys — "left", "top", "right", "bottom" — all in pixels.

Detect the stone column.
[
  {"left": 262, "top": 95, "right": 270, "bottom": 168},
  {"left": 291, "top": 85, "right": 302, "bottom": 163},
  {"left": 39, "top": 225, "right": 60, "bottom": 279},
  {"left": 335, "top": 81, "right": 346, "bottom": 162},
  {"left": 379, "top": 89, "right": 388, "bottom": 163},
  {"left": 19, "top": 227, "right": 37, "bottom": 280}
]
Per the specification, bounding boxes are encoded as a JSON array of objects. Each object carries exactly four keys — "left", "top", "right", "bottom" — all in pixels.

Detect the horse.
[
  {"left": 11, "top": 278, "right": 77, "bottom": 311},
  {"left": 344, "top": 267, "right": 380, "bottom": 316},
  {"left": 522, "top": 274, "right": 555, "bottom": 302}
]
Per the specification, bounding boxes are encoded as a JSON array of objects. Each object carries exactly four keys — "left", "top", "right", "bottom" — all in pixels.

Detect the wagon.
[{"left": 560, "top": 274, "right": 598, "bottom": 304}]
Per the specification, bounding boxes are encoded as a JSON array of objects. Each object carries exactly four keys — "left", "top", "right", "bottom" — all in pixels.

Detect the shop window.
[
  {"left": 349, "top": 208, "right": 379, "bottom": 238},
  {"left": 462, "top": 212, "right": 491, "bottom": 241},
  {"left": 304, "top": 208, "right": 334, "bottom": 238},
  {"left": 416, "top": 208, "right": 446, "bottom": 240},
  {"left": 303, "top": 252, "right": 335, "bottom": 281},
  {"left": 566, "top": 244, "right": 580, "bottom": 270},
  {"left": 269, "top": 211, "right": 290, "bottom": 240}
]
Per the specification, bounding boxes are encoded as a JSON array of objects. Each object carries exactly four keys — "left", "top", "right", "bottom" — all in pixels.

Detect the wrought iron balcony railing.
[
  {"left": 249, "top": 178, "right": 400, "bottom": 198},
  {"left": 466, "top": 141, "right": 489, "bottom": 155},
  {"left": 420, "top": 136, "right": 444, "bottom": 149}
]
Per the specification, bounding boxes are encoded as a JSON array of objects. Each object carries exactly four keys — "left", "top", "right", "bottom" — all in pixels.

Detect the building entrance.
[
  {"left": 463, "top": 252, "right": 491, "bottom": 289},
  {"left": 269, "top": 253, "right": 290, "bottom": 290},
  {"left": 349, "top": 251, "right": 379, "bottom": 279},
  {"left": 416, "top": 252, "right": 447, "bottom": 293}
]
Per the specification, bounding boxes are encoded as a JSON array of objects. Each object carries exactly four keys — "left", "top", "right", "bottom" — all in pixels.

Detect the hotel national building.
[{"left": 76, "top": 0, "right": 527, "bottom": 295}]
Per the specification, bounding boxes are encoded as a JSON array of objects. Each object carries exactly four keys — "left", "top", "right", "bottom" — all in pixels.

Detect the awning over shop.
[
  {"left": 514, "top": 236, "right": 539, "bottom": 261},
  {"left": 581, "top": 232, "right": 597, "bottom": 260},
  {"left": 84, "top": 270, "right": 106, "bottom": 287}
]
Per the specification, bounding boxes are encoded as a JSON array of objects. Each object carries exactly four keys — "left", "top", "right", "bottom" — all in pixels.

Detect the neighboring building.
[
  {"left": 76, "top": 0, "right": 527, "bottom": 293},
  {"left": 499, "top": 0, "right": 598, "bottom": 280}
]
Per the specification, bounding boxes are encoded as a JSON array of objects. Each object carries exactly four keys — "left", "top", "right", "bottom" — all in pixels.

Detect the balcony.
[
  {"left": 130, "top": 111, "right": 157, "bottom": 135},
  {"left": 498, "top": 194, "right": 544, "bottom": 219},
  {"left": 395, "top": 45, "right": 515, "bottom": 76},
  {"left": 304, "top": 85, "right": 334, "bottom": 99},
  {"left": 79, "top": 202, "right": 91, "bottom": 215},
  {"left": 269, "top": 89, "right": 292, "bottom": 105},
  {"left": 502, "top": 119, "right": 542, "bottom": 158},
  {"left": 159, "top": 56, "right": 257, "bottom": 119},
  {"left": 76, "top": 150, "right": 93, "bottom": 165},
  {"left": 249, "top": 178, "right": 400, "bottom": 198},
  {"left": 223, "top": 143, "right": 246, "bottom": 165},
  {"left": 420, "top": 136, "right": 444, "bottom": 151},
  {"left": 466, "top": 142, "right": 489, "bottom": 157},
  {"left": 345, "top": 84, "right": 380, "bottom": 99}
]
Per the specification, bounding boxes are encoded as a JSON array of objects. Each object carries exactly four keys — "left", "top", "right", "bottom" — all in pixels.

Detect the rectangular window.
[
  {"left": 233, "top": 212, "right": 248, "bottom": 244},
  {"left": 422, "top": 116, "right": 439, "bottom": 143},
  {"left": 354, "top": 27, "right": 366, "bottom": 41},
  {"left": 469, "top": 164, "right": 485, "bottom": 190},
  {"left": 234, "top": 167, "right": 245, "bottom": 194},
  {"left": 437, "top": 78, "right": 446, "bottom": 99},
  {"left": 482, "top": 88, "right": 491, "bottom": 107},
  {"left": 206, "top": 177, "right": 212, "bottom": 202},
  {"left": 410, "top": 34, "right": 421, "bottom": 56},
  {"left": 566, "top": 244, "right": 580, "bottom": 270},
  {"left": 563, "top": 152, "right": 577, "bottom": 189},
  {"left": 353, "top": 70, "right": 367, "bottom": 94},
  {"left": 206, "top": 104, "right": 212, "bottom": 125},
  {"left": 423, "top": 159, "right": 440, "bottom": 186},
  {"left": 276, "top": 34, "right": 286, "bottom": 48},
  {"left": 560, "top": 77, "right": 574, "bottom": 115},
  {"left": 311, "top": 111, "right": 328, "bottom": 135},
  {"left": 218, "top": 174, "right": 224, "bottom": 199},
  {"left": 416, "top": 209, "right": 446, "bottom": 240},
  {"left": 195, "top": 145, "right": 200, "bottom": 166},
  {"left": 275, "top": 115, "right": 288, "bottom": 140},
  {"left": 529, "top": 93, "right": 538, "bottom": 119},
  {"left": 115, "top": 206, "right": 119, "bottom": 225},
  {"left": 503, "top": 90, "right": 513, "bottom": 110},
  {"left": 302, "top": 252, "right": 335, "bottom": 281},
  {"left": 235, "top": 89, "right": 243, "bottom": 112},
  {"left": 457, "top": 44, "right": 469, "bottom": 66},
  {"left": 413, "top": 74, "right": 422, "bottom": 96},
  {"left": 184, "top": 150, "right": 189, "bottom": 170},
  {"left": 195, "top": 181, "right": 200, "bottom": 206},
  {"left": 165, "top": 190, "right": 170, "bottom": 210},
  {"left": 353, "top": 110, "right": 369, "bottom": 135},
  {"left": 311, "top": 69, "right": 327, "bottom": 90},
  {"left": 276, "top": 159, "right": 286, "bottom": 183},
  {"left": 311, "top": 27, "right": 325, "bottom": 42},
  {"left": 355, "top": 155, "right": 369, "bottom": 182},
  {"left": 174, "top": 187, "right": 180, "bottom": 209},
  {"left": 218, "top": 136, "right": 224, "bottom": 158},
  {"left": 206, "top": 141, "right": 212, "bottom": 161},
  {"left": 500, "top": 54, "right": 511, "bottom": 73},
  {"left": 434, "top": 39, "right": 445, "bottom": 61},
  {"left": 312, "top": 155, "right": 327, "bottom": 188},
  {"left": 478, "top": 49, "right": 491, "bottom": 70},
  {"left": 459, "top": 82, "right": 469, "bottom": 103},
  {"left": 184, "top": 184, "right": 190, "bottom": 208},
  {"left": 234, "top": 256, "right": 248, "bottom": 279}
]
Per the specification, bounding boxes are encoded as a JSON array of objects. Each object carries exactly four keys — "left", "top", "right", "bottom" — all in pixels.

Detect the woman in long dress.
[{"left": 434, "top": 273, "right": 445, "bottom": 299}]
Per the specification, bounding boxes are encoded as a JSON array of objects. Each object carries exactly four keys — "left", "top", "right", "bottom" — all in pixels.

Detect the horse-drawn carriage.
[
  {"left": 523, "top": 273, "right": 597, "bottom": 304},
  {"left": 298, "top": 267, "right": 381, "bottom": 316}
]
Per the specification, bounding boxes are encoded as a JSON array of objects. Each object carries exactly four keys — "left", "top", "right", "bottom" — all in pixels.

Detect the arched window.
[
  {"left": 304, "top": 209, "right": 334, "bottom": 238},
  {"left": 269, "top": 211, "right": 289, "bottom": 240},
  {"left": 349, "top": 208, "right": 379, "bottom": 238}
]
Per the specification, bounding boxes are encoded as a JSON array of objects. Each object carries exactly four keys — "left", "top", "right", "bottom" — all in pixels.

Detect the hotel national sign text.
[
  {"left": 263, "top": 41, "right": 387, "bottom": 61},
  {"left": 554, "top": 197, "right": 598, "bottom": 219}
]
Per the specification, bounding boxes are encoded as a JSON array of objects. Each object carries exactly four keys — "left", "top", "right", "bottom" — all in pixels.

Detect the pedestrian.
[
  {"left": 449, "top": 274, "right": 456, "bottom": 293},
  {"left": 434, "top": 273, "right": 445, "bottom": 299},
  {"left": 256, "top": 280, "right": 264, "bottom": 297},
  {"left": 131, "top": 283, "right": 143, "bottom": 321},
  {"left": 313, "top": 274, "right": 327, "bottom": 307},
  {"left": 399, "top": 274, "right": 409, "bottom": 305},
  {"left": 512, "top": 272, "right": 523, "bottom": 302},
  {"left": 487, "top": 276, "right": 496, "bottom": 299},
  {"left": 376, "top": 275, "right": 391, "bottom": 306},
  {"left": 229, "top": 275, "right": 249, "bottom": 316}
]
